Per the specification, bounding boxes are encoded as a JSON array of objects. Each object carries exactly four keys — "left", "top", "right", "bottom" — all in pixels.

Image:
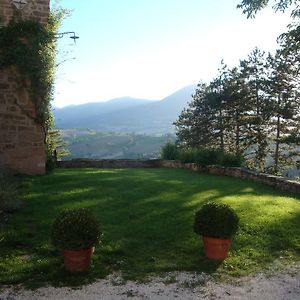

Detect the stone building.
[{"left": 0, "top": 0, "right": 50, "bottom": 174}]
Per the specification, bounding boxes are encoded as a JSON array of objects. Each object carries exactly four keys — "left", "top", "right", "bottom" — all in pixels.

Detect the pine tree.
[
  {"left": 267, "top": 50, "right": 300, "bottom": 174},
  {"left": 240, "top": 48, "right": 271, "bottom": 171},
  {"left": 174, "top": 82, "right": 214, "bottom": 148},
  {"left": 222, "top": 67, "right": 250, "bottom": 156},
  {"left": 205, "top": 61, "right": 229, "bottom": 152}
]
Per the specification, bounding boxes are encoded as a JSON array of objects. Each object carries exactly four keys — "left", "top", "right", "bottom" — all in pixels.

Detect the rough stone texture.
[
  {"left": 159, "top": 160, "right": 300, "bottom": 194},
  {"left": 58, "top": 159, "right": 162, "bottom": 169},
  {"left": 0, "top": 0, "right": 50, "bottom": 175},
  {"left": 0, "top": 0, "right": 50, "bottom": 25},
  {"left": 58, "top": 159, "right": 300, "bottom": 194}
]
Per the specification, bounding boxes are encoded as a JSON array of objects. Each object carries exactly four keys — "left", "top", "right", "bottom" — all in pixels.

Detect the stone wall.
[
  {"left": 0, "top": 0, "right": 49, "bottom": 25},
  {"left": 57, "top": 159, "right": 300, "bottom": 194},
  {"left": 0, "top": 0, "right": 50, "bottom": 175},
  {"left": 159, "top": 160, "right": 300, "bottom": 194},
  {"left": 58, "top": 159, "right": 162, "bottom": 169}
]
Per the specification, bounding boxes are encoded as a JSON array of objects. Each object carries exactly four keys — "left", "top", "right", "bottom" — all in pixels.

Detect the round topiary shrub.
[
  {"left": 51, "top": 208, "right": 101, "bottom": 251},
  {"left": 193, "top": 202, "right": 239, "bottom": 239}
]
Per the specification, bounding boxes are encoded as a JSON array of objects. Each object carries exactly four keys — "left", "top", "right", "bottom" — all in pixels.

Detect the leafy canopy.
[{"left": 237, "top": 0, "right": 300, "bottom": 18}]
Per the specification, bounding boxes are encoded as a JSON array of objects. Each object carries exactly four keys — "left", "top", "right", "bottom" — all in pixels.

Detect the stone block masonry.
[
  {"left": 158, "top": 160, "right": 300, "bottom": 194},
  {"left": 0, "top": 0, "right": 50, "bottom": 174},
  {"left": 58, "top": 159, "right": 162, "bottom": 169},
  {"left": 0, "top": 0, "right": 50, "bottom": 25}
]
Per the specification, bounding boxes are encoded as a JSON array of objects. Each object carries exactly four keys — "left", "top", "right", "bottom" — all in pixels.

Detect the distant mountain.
[
  {"left": 53, "top": 84, "right": 196, "bottom": 134},
  {"left": 54, "top": 97, "right": 154, "bottom": 129}
]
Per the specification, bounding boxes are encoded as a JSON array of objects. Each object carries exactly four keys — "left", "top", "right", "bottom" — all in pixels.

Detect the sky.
[{"left": 52, "top": 0, "right": 293, "bottom": 108}]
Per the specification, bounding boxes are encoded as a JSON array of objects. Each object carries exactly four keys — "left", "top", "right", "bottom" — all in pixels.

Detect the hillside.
[
  {"left": 53, "top": 97, "right": 154, "bottom": 129},
  {"left": 54, "top": 85, "right": 196, "bottom": 134},
  {"left": 62, "top": 130, "right": 175, "bottom": 160}
]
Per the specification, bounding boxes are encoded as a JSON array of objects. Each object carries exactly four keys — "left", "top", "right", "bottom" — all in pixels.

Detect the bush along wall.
[{"left": 160, "top": 143, "right": 243, "bottom": 167}]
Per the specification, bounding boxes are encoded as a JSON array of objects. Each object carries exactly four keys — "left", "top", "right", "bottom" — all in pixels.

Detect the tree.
[
  {"left": 239, "top": 48, "right": 272, "bottom": 171},
  {"left": 174, "top": 62, "right": 233, "bottom": 152},
  {"left": 174, "top": 82, "right": 214, "bottom": 148},
  {"left": 222, "top": 67, "right": 250, "bottom": 156},
  {"left": 46, "top": 129, "right": 70, "bottom": 160},
  {"left": 175, "top": 46, "right": 299, "bottom": 175},
  {"left": 205, "top": 61, "right": 230, "bottom": 152},
  {"left": 237, "top": 0, "right": 300, "bottom": 18},
  {"left": 266, "top": 50, "right": 300, "bottom": 174}
]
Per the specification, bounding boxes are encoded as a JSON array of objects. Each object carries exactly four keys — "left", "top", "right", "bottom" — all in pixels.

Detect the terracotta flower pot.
[
  {"left": 62, "top": 247, "right": 94, "bottom": 272},
  {"left": 202, "top": 236, "right": 231, "bottom": 260}
]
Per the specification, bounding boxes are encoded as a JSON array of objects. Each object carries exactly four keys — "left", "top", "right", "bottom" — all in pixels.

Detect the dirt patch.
[{"left": 1, "top": 266, "right": 300, "bottom": 300}]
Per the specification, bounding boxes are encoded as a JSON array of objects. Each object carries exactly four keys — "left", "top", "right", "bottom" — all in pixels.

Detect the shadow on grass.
[{"left": 1, "top": 167, "right": 299, "bottom": 287}]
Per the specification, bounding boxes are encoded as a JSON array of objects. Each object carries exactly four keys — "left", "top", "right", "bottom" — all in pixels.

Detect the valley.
[
  {"left": 54, "top": 85, "right": 195, "bottom": 159},
  {"left": 61, "top": 130, "right": 175, "bottom": 160}
]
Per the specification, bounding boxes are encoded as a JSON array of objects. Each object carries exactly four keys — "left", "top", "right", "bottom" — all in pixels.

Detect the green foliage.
[
  {"left": 175, "top": 47, "right": 299, "bottom": 175},
  {"left": 176, "top": 148, "right": 243, "bottom": 167},
  {"left": 235, "top": 1, "right": 300, "bottom": 176},
  {"left": 180, "top": 148, "right": 220, "bottom": 165},
  {"left": 45, "top": 155, "right": 57, "bottom": 173},
  {"left": 0, "top": 10, "right": 68, "bottom": 162},
  {"left": 237, "top": 0, "right": 300, "bottom": 18},
  {"left": 218, "top": 153, "right": 244, "bottom": 167},
  {"left": 51, "top": 208, "right": 101, "bottom": 251},
  {"left": 194, "top": 202, "right": 240, "bottom": 239},
  {"left": 160, "top": 141, "right": 179, "bottom": 160},
  {"left": 46, "top": 126, "right": 70, "bottom": 172},
  {"left": 46, "top": 128, "right": 70, "bottom": 159},
  {"left": 175, "top": 1, "right": 300, "bottom": 176},
  {"left": 177, "top": 148, "right": 199, "bottom": 163},
  {"left": 0, "top": 20, "right": 57, "bottom": 125},
  {"left": 0, "top": 172, "right": 24, "bottom": 213}
]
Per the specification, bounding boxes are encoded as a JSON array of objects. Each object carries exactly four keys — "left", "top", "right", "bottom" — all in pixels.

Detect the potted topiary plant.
[
  {"left": 193, "top": 202, "right": 239, "bottom": 260},
  {"left": 51, "top": 207, "right": 101, "bottom": 272}
]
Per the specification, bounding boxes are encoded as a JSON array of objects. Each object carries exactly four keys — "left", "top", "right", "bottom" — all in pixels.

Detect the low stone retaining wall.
[
  {"left": 159, "top": 160, "right": 300, "bottom": 194},
  {"left": 57, "top": 159, "right": 161, "bottom": 169},
  {"left": 57, "top": 159, "right": 300, "bottom": 194}
]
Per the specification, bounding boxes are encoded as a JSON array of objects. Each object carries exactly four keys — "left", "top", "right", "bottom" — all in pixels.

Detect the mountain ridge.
[{"left": 54, "top": 84, "right": 197, "bottom": 134}]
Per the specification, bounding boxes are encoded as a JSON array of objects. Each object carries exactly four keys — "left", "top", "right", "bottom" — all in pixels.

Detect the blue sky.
[{"left": 52, "top": 0, "right": 292, "bottom": 107}]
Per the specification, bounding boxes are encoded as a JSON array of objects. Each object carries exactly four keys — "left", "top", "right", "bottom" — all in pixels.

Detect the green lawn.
[{"left": 0, "top": 168, "right": 300, "bottom": 287}]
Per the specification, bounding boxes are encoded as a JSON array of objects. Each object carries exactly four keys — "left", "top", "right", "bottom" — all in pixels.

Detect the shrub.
[
  {"left": 193, "top": 202, "right": 239, "bottom": 239},
  {"left": 195, "top": 149, "right": 222, "bottom": 165},
  {"left": 217, "top": 153, "right": 243, "bottom": 167},
  {"left": 0, "top": 172, "right": 24, "bottom": 213},
  {"left": 45, "top": 157, "right": 56, "bottom": 173},
  {"left": 178, "top": 148, "right": 198, "bottom": 163},
  {"left": 176, "top": 148, "right": 243, "bottom": 167},
  {"left": 161, "top": 144, "right": 243, "bottom": 167},
  {"left": 178, "top": 148, "right": 222, "bottom": 165},
  {"left": 45, "top": 150, "right": 57, "bottom": 173},
  {"left": 161, "top": 141, "right": 179, "bottom": 160},
  {"left": 51, "top": 208, "right": 101, "bottom": 251}
]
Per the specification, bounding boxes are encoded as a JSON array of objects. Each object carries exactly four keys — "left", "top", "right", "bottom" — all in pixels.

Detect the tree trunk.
[
  {"left": 219, "top": 108, "right": 224, "bottom": 152},
  {"left": 274, "top": 94, "right": 281, "bottom": 175},
  {"left": 235, "top": 109, "right": 240, "bottom": 155}
]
